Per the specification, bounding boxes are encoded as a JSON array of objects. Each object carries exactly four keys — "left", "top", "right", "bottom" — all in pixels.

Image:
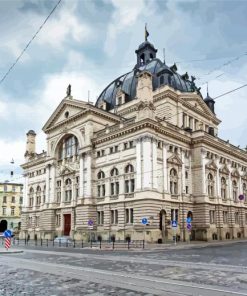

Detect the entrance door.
[
  {"left": 0, "top": 220, "right": 8, "bottom": 233},
  {"left": 159, "top": 210, "right": 167, "bottom": 243},
  {"left": 63, "top": 214, "right": 71, "bottom": 236}
]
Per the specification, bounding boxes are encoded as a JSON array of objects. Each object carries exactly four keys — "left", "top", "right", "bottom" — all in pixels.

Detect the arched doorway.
[
  {"left": 159, "top": 210, "right": 167, "bottom": 243},
  {"left": 0, "top": 220, "right": 8, "bottom": 232}
]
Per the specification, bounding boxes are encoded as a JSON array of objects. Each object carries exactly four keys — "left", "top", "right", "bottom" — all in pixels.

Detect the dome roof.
[{"left": 95, "top": 40, "right": 201, "bottom": 111}]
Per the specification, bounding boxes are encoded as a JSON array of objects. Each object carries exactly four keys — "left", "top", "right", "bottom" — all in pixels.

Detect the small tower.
[
  {"left": 135, "top": 26, "right": 157, "bottom": 67},
  {"left": 204, "top": 86, "right": 215, "bottom": 114},
  {"left": 25, "top": 130, "right": 36, "bottom": 159}
]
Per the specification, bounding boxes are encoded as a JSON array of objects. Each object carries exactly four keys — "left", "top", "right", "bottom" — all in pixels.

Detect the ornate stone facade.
[{"left": 20, "top": 38, "right": 247, "bottom": 242}]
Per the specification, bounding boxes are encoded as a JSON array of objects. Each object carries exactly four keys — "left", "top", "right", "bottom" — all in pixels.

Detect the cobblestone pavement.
[{"left": 1, "top": 242, "right": 247, "bottom": 295}]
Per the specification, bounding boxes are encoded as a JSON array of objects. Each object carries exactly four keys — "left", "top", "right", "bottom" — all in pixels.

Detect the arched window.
[
  {"left": 65, "top": 178, "right": 72, "bottom": 202},
  {"left": 58, "top": 135, "right": 79, "bottom": 160},
  {"left": 207, "top": 173, "right": 214, "bottom": 197},
  {"left": 125, "top": 165, "right": 135, "bottom": 194},
  {"left": 232, "top": 180, "right": 238, "bottom": 202},
  {"left": 29, "top": 187, "right": 34, "bottom": 207},
  {"left": 125, "top": 164, "right": 134, "bottom": 174},
  {"left": 170, "top": 168, "right": 178, "bottom": 195},
  {"left": 97, "top": 171, "right": 105, "bottom": 179},
  {"left": 36, "top": 186, "right": 41, "bottom": 206},
  {"left": 221, "top": 177, "right": 227, "bottom": 199},
  {"left": 110, "top": 168, "right": 119, "bottom": 176},
  {"left": 43, "top": 185, "right": 46, "bottom": 204},
  {"left": 110, "top": 168, "right": 119, "bottom": 196}
]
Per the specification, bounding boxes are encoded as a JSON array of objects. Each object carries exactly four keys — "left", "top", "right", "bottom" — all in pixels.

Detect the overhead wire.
[{"left": 0, "top": 0, "right": 62, "bottom": 85}]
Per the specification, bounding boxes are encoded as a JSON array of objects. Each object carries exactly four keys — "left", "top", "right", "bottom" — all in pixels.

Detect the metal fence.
[{"left": 1, "top": 237, "right": 145, "bottom": 250}]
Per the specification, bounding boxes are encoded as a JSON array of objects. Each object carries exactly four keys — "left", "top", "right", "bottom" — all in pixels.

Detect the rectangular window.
[
  {"left": 102, "top": 185, "right": 105, "bottom": 197},
  {"left": 210, "top": 210, "right": 215, "bottom": 224},
  {"left": 101, "top": 150, "right": 105, "bottom": 156},
  {"left": 129, "top": 141, "right": 134, "bottom": 148},
  {"left": 111, "top": 183, "right": 114, "bottom": 195},
  {"left": 125, "top": 180, "right": 129, "bottom": 193},
  {"left": 97, "top": 151, "right": 100, "bottom": 157},
  {"left": 97, "top": 211, "right": 101, "bottom": 224},
  {"left": 186, "top": 186, "right": 189, "bottom": 194},
  {"left": 76, "top": 188, "right": 79, "bottom": 198},
  {"left": 19, "top": 197, "right": 23, "bottom": 204},
  {"left": 130, "top": 208, "right": 134, "bottom": 224},
  {"left": 11, "top": 196, "right": 15, "bottom": 203},
  {"left": 125, "top": 209, "right": 129, "bottom": 223},
  {"left": 116, "top": 182, "right": 119, "bottom": 195},
  {"left": 115, "top": 210, "right": 118, "bottom": 224},
  {"left": 3, "top": 196, "right": 7, "bottom": 203},
  {"left": 115, "top": 146, "right": 118, "bottom": 152},
  {"left": 111, "top": 210, "right": 114, "bottom": 224},
  {"left": 101, "top": 211, "right": 104, "bottom": 225},
  {"left": 12, "top": 186, "right": 15, "bottom": 192},
  {"left": 4, "top": 185, "right": 7, "bottom": 192},
  {"left": 56, "top": 214, "right": 61, "bottom": 226},
  {"left": 2, "top": 207, "right": 6, "bottom": 215},
  {"left": 11, "top": 207, "right": 15, "bottom": 216},
  {"left": 97, "top": 185, "right": 101, "bottom": 197},
  {"left": 131, "top": 179, "right": 135, "bottom": 192},
  {"left": 124, "top": 143, "right": 128, "bottom": 150},
  {"left": 110, "top": 147, "right": 113, "bottom": 154}
]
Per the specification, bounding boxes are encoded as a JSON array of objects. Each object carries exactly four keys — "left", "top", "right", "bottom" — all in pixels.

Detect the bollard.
[
  {"left": 18, "top": 238, "right": 19, "bottom": 245},
  {"left": 35, "top": 239, "right": 37, "bottom": 246},
  {"left": 90, "top": 239, "right": 92, "bottom": 248},
  {"left": 41, "top": 239, "right": 43, "bottom": 246},
  {"left": 112, "top": 240, "right": 115, "bottom": 250},
  {"left": 46, "top": 239, "right": 48, "bottom": 247},
  {"left": 59, "top": 239, "right": 61, "bottom": 247},
  {"left": 66, "top": 240, "right": 68, "bottom": 248},
  {"left": 73, "top": 240, "right": 75, "bottom": 248},
  {"left": 81, "top": 240, "right": 83, "bottom": 248},
  {"left": 13, "top": 238, "right": 15, "bottom": 245},
  {"left": 100, "top": 240, "right": 101, "bottom": 249},
  {"left": 142, "top": 239, "right": 145, "bottom": 249},
  {"left": 53, "top": 239, "right": 54, "bottom": 247},
  {"left": 128, "top": 240, "right": 130, "bottom": 250}
]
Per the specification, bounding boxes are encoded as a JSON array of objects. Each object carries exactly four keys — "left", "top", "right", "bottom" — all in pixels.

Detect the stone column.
[
  {"left": 181, "top": 150, "right": 186, "bottom": 194},
  {"left": 86, "top": 152, "right": 92, "bottom": 197},
  {"left": 23, "top": 174, "right": 28, "bottom": 208},
  {"left": 143, "top": 136, "right": 152, "bottom": 189},
  {"left": 45, "top": 165, "right": 50, "bottom": 204},
  {"left": 152, "top": 139, "right": 158, "bottom": 189},
  {"left": 163, "top": 143, "right": 168, "bottom": 192},
  {"left": 202, "top": 152, "right": 207, "bottom": 194},
  {"left": 50, "top": 165, "right": 56, "bottom": 203},
  {"left": 216, "top": 157, "right": 220, "bottom": 197},
  {"left": 79, "top": 154, "right": 84, "bottom": 197},
  {"left": 136, "top": 138, "right": 142, "bottom": 190}
]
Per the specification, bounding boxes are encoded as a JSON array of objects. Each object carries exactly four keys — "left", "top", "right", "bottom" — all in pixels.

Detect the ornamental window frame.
[
  {"left": 221, "top": 177, "right": 227, "bottom": 200},
  {"left": 207, "top": 173, "right": 214, "bottom": 197},
  {"left": 232, "top": 180, "right": 238, "bottom": 202},
  {"left": 64, "top": 178, "right": 72, "bottom": 202},
  {"left": 170, "top": 168, "right": 178, "bottom": 195}
]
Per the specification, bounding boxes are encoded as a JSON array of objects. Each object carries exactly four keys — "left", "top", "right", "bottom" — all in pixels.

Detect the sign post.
[
  {"left": 171, "top": 220, "right": 177, "bottom": 246},
  {"left": 88, "top": 219, "right": 94, "bottom": 247},
  {"left": 186, "top": 217, "right": 192, "bottom": 243},
  {"left": 4, "top": 230, "right": 12, "bottom": 251},
  {"left": 141, "top": 217, "right": 148, "bottom": 248}
]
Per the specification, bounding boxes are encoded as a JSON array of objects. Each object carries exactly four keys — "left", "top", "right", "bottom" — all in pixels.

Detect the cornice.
[
  {"left": 93, "top": 118, "right": 191, "bottom": 146},
  {"left": 192, "top": 135, "right": 247, "bottom": 163}
]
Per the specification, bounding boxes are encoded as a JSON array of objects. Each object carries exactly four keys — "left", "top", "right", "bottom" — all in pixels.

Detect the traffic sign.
[
  {"left": 186, "top": 217, "right": 192, "bottom": 223},
  {"left": 141, "top": 218, "right": 148, "bottom": 225},
  {"left": 187, "top": 223, "right": 192, "bottom": 231},
  {"left": 4, "top": 230, "right": 12, "bottom": 238},
  {"left": 171, "top": 220, "right": 177, "bottom": 228},
  {"left": 239, "top": 194, "right": 245, "bottom": 201}
]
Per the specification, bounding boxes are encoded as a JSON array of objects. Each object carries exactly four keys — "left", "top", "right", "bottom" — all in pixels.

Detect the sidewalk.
[
  {"left": 0, "top": 248, "right": 23, "bottom": 254},
  {"left": 145, "top": 238, "right": 247, "bottom": 251}
]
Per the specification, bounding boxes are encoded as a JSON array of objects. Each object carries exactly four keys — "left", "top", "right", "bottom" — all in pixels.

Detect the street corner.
[{"left": 0, "top": 248, "right": 23, "bottom": 254}]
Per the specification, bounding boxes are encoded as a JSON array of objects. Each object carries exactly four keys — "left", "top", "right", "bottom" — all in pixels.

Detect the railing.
[{"left": 1, "top": 237, "right": 145, "bottom": 250}]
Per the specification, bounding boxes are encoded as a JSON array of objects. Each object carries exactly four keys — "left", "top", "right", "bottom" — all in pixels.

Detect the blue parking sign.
[{"left": 172, "top": 220, "right": 177, "bottom": 228}]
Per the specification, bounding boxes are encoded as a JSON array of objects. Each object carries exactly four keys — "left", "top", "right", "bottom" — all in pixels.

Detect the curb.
[{"left": 0, "top": 250, "right": 23, "bottom": 254}]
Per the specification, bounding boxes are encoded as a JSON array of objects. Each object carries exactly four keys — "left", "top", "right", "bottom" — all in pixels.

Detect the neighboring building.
[
  {"left": 0, "top": 181, "right": 23, "bottom": 233},
  {"left": 20, "top": 35, "right": 247, "bottom": 242}
]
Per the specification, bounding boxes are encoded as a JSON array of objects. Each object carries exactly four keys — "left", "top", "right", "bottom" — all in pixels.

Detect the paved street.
[{"left": 1, "top": 242, "right": 247, "bottom": 295}]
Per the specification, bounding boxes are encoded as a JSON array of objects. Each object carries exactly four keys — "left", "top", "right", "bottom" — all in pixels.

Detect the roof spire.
[
  {"left": 207, "top": 82, "right": 209, "bottom": 97},
  {"left": 145, "top": 23, "right": 149, "bottom": 41}
]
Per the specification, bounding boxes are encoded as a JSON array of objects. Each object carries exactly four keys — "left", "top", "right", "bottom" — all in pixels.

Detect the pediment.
[
  {"left": 43, "top": 98, "right": 88, "bottom": 132},
  {"left": 206, "top": 160, "right": 218, "bottom": 170},
  {"left": 219, "top": 165, "right": 230, "bottom": 175},
  {"left": 167, "top": 154, "right": 183, "bottom": 166},
  {"left": 231, "top": 169, "right": 240, "bottom": 178},
  {"left": 182, "top": 96, "right": 216, "bottom": 118},
  {"left": 57, "top": 164, "right": 77, "bottom": 176}
]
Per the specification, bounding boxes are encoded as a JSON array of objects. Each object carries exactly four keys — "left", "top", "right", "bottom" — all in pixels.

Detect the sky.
[{"left": 0, "top": 0, "right": 247, "bottom": 182}]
